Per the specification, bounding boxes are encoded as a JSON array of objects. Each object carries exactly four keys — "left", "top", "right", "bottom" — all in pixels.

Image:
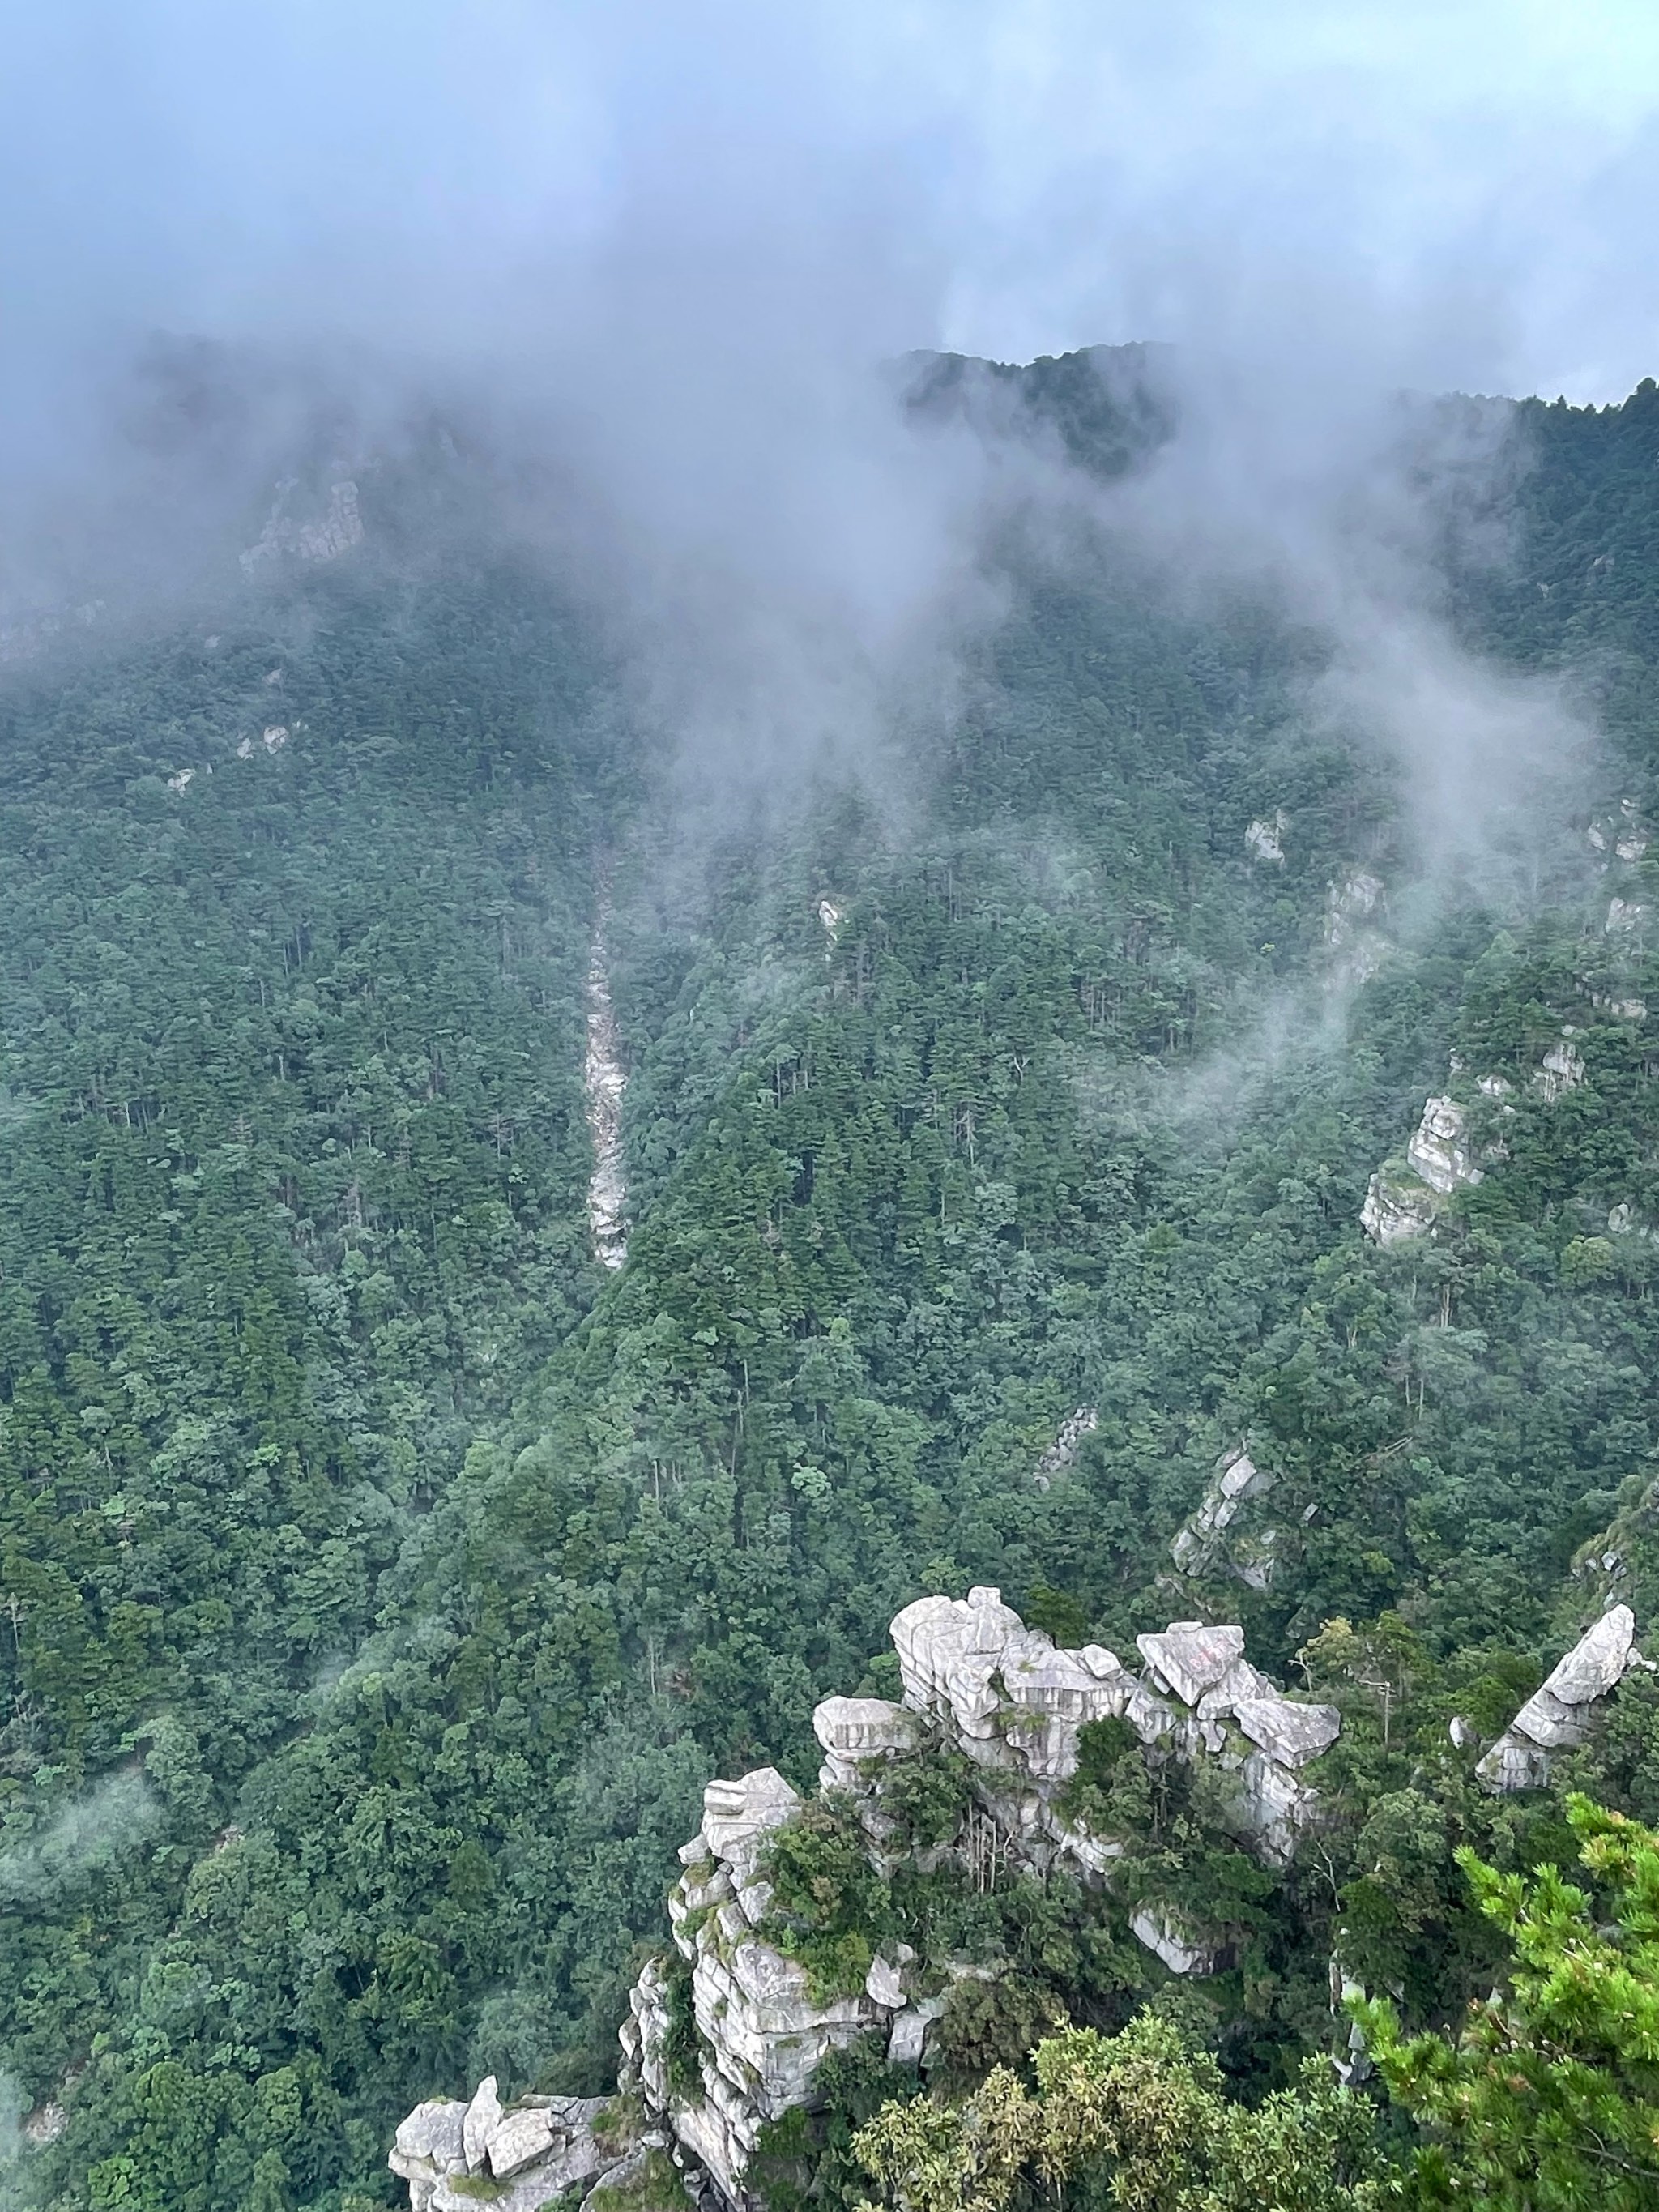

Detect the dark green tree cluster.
[{"left": 5, "top": 358, "right": 1659, "bottom": 2210}]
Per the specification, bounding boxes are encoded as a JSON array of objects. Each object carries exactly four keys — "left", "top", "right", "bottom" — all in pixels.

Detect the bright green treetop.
[{"left": 1358, "top": 1791, "right": 1659, "bottom": 2208}]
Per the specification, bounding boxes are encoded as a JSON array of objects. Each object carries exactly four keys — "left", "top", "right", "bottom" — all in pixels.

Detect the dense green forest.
[{"left": 5, "top": 358, "right": 1659, "bottom": 2210}]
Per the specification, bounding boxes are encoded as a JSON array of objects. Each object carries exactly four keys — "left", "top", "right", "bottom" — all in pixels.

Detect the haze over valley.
[{"left": 7, "top": 9, "right": 1659, "bottom": 2210}]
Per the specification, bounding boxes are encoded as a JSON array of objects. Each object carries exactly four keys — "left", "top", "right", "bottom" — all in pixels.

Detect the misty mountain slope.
[{"left": 6, "top": 365, "right": 1659, "bottom": 2211}]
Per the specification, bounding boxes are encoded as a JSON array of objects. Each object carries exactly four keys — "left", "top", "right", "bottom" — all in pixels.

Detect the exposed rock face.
[
  {"left": 1587, "top": 802, "right": 1647, "bottom": 862},
  {"left": 1362, "top": 1095, "right": 1484, "bottom": 1244},
  {"left": 625, "top": 1594, "right": 1341, "bottom": 2207},
  {"left": 585, "top": 920, "right": 628, "bottom": 1269},
  {"left": 812, "top": 1697, "right": 923, "bottom": 1791},
  {"left": 1130, "top": 1907, "right": 1227, "bottom": 1976},
  {"left": 1537, "top": 1042, "right": 1585, "bottom": 1101},
  {"left": 622, "top": 1774, "right": 889, "bottom": 2211},
  {"left": 1360, "top": 1166, "right": 1440, "bottom": 1245},
  {"left": 389, "top": 2085, "right": 627, "bottom": 2212},
  {"left": 241, "top": 478, "right": 364, "bottom": 572},
  {"left": 23, "top": 2101, "right": 67, "bottom": 2146},
  {"left": 1171, "top": 1447, "right": 1280, "bottom": 1585},
  {"left": 403, "top": 1597, "right": 1346, "bottom": 2212},
  {"left": 1477, "top": 1606, "right": 1645, "bottom": 1791},
  {"left": 1407, "top": 1096, "right": 1482, "bottom": 1197},
  {"left": 1323, "top": 870, "right": 1389, "bottom": 983},
  {"left": 886, "top": 1591, "right": 1337, "bottom": 1873},
  {"left": 1245, "top": 813, "right": 1286, "bottom": 864},
  {"left": 1034, "top": 1407, "right": 1098, "bottom": 1488},
  {"left": 1361, "top": 1085, "right": 1511, "bottom": 1246},
  {"left": 1324, "top": 870, "right": 1382, "bottom": 942}
]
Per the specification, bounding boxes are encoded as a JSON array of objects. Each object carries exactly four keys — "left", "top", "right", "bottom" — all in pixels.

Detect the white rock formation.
[
  {"left": 23, "top": 2101, "right": 67, "bottom": 2146},
  {"left": 585, "top": 920, "right": 628, "bottom": 1269},
  {"left": 463, "top": 2077, "right": 504, "bottom": 2172},
  {"left": 1324, "top": 871, "right": 1382, "bottom": 942},
  {"left": 241, "top": 478, "right": 365, "bottom": 573},
  {"left": 623, "top": 1774, "right": 889, "bottom": 2211},
  {"left": 1477, "top": 1605, "right": 1644, "bottom": 1791},
  {"left": 1034, "top": 1407, "right": 1098, "bottom": 1488},
  {"left": 887, "top": 1590, "right": 1337, "bottom": 1868},
  {"left": 1407, "top": 1097, "right": 1482, "bottom": 1197},
  {"left": 1362, "top": 1095, "right": 1488, "bottom": 1245},
  {"left": 1171, "top": 1447, "right": 1279, "bottom": 1583},
  {"left": 812, "top": 1697, "right": 923, "bottom": 1791},
  {"left": 1607, "top": 897, "right": 1650, "bottom": 934},
  {"left": 1364, "top": 1050, "right": 1606, "bottom": 1245},
  {"left": 1130, "top": 1907, "right": 1226, "bottom": 1976},
  {"left": 1360, "top": 1168, "right": 1440, "bottom": 1246},
  {"left": 405, "top": 1598, "right": 1346, "bottom": 2212},
  {"left": 389, "top": 2090, "right": 626, "bottom": 2212},
  {"left": 1245, "top": 813, "right": 1286, "bottom": 864},
  {"left": 1537, "top": 1043, "right": 1585, "bottom": 1101}
]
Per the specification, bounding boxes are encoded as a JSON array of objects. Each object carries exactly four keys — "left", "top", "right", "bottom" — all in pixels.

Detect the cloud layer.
[{"left": 2, "top": 2, "right": 1651, "bottom": 831}]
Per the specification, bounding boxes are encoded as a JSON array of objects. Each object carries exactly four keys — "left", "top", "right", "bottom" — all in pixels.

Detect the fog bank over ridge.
[{"left": 2, "top": 1, "right": 1652, "bottom": 856}]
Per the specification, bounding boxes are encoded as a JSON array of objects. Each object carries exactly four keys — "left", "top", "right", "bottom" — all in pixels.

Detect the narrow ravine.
[{"left": 584, "top": 913, "right": 629, "bottom": 1269}]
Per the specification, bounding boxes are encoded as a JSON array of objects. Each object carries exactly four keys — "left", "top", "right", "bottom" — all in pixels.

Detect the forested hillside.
[{"left": 5, "top": 358, "right": 1659, "bottom": 2210}]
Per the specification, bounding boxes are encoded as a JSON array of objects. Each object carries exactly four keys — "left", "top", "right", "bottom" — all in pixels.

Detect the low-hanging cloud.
[{"left": 2, "top": 1, "right": 1656, "bottom": 822}]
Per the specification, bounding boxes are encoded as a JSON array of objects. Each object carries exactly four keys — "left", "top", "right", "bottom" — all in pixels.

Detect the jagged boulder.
[
  {"left": 1408, "top": 1096, "right": 1482, "bottom": 1196},
  {"left": 401, "top": 1596, "right": 1350, "bottom": 2212},
  {"left": 389, "top": 2089, "right": 626, "bottom": 2212},
  {"left": 624, "top": 1775, "right": 906, "bottom": 2210},
  {"left": 1171, "top": 1447, "right": 1279, "bottom": 1582},
  {"left": 812, "top": 1697, "right": 923, "bottom": 1790},
  {"left": 890, "top": 1591, "right": 1336, "bottom": 1873},
  {"left": 1478, "top": 1606, "right": 1645, "bottom": 1791},
  {"left": 1363, "top": 1093, "right": 1491, "bottom": 1244}
]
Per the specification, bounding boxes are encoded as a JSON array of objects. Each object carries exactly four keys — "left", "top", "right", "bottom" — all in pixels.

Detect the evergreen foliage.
[{"left": 5, "top": 361, "right": 1659, "bottom": 2207}]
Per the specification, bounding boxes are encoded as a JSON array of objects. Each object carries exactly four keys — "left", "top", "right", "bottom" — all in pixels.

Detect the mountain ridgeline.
[{"left": 4, "top": 351, "right": 1659, "bottom": 2210}]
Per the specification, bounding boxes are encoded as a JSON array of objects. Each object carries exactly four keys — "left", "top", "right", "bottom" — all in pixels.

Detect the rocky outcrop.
[
  {"left": 1405, "top": 1096, "right": 1483, "bottom": 1196},
  {"left": 1324, "top": 871, "right": 1383, "bottom": 945},
  {"left": 1587, "top": 801, "right": 1649, "bottom": 864},
  {"left": 1034, "top": 1407, "right": 1098, "bottom": 1488},
  {"left": 1361, "top": 1095, "right": 1483, "bottom": 1245},
  {"left": 1476, "top": 1605, "right": 1645, "bottom": 1791},
  {"left": 1130, "top": 1907, "right": 1227, "bottom": 1976},
  {"left": 1537, "top": 1042, "right": 1585, "bottom": 1101},
  {"left": 241, "top": 477, "right": 364, "bottom": 572},
  {"left": 1171, "top": 1446, "right": 1280, "bottom": 1586},
  {"left": 1245, "top": 813, "right": 1286, "bottom": 864},
  {"left": 1362, "top": 1049, "right": 1588, "bottom": 1247},
  {"left": 390, "top": 2081, "right": 637, "bottom": 2212},
  {"left": 1359, "top": 1165, "right": 1440, "bottom": 1246},
  {"left": 859, "top": 1590, "right": 1337, "bottom": 1877},
  {"left": 625, "top": 1595, "right": 1343, "bottom": 2208},
  {"left": 623, "top": 1767, "right": 898, "bottom": 2210},
  {"left": 403, "top": 1595, "right": 1344, "bottom": 2212}
]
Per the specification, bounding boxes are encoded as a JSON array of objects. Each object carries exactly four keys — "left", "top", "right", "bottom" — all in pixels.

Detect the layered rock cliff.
[
  {"left": 392, "top": 1591, "right": 1648, "bottom": 2212},
  {"left": 616, "top": 1590, "right": 1340, "bottom": 2211}
]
